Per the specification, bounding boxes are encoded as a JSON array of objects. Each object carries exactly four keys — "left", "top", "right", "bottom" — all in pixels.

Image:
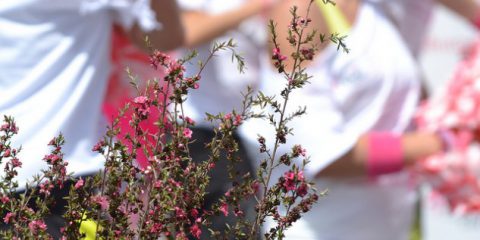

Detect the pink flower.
[
  {"left": 92, "top": 140, "right": 105, "bottom": 152},
  {"left": 183, "top": 128, "right": 193, "bottom": 139},
  {"left": 190, "top": 208, "right": 199, "bottom": 218},
  {"left": 3, "top": 212, "right": 13, "bottom": 223},
  {"left": 3, "top": 149, "right": 10, "bottom": 158},
  {"left": 134, "top": 96, "right": 148, "bottom": 105},
  {"left": 300, "top": 47, "right": 315, "bottom": 60},
  {"left": 208, "top": 162, "right": 215, "bottom": 169},
  {"left": 1, "top": 196, "right": 10, "bottom": 204},
  {"left": 272, "top": 47, "right": 287, "bottom": 61},
  {"left": 283, "top": 178, "right": 296, "bottom": 191},
  {"left": 234, "top": 207, "right": 244, "bottom": 217},
  {"left": 292, "top": 145, "right": 307, "bottom": 157},
  {"left": 190, "top": 224, "right": 201, "bottom": 239},
  {"left": 10, "top": 158, "right": 21, "bottom": 168},
  {"left": 43, "top": 154, "right": 61, "bottom": 164},
  {"left": 219, "top": 203, "right": 229, "bottom": 216},
  {"left": 154, "top": 180, "right": 162, "bottom": 188},
  {"left": 28, "top": 220, "right": 47, "bottom": 234},
  {"left": 282, "top": 171, "right": 299, "bottom": 192},
  {"left": 74, "top": 178, "right": 84, "bottom": 189},
  {"left": 180, "top": 116, "right": 196, "bottom": 125},
  {"left": 92, "top": 196, "right": 109, "bottom": 210},
  {"left": 175, "top": 207, "right": 187, "bottom": 219},
  {"left": 233, "top": 115, "right": 243, "bottom": 126},
  {"left": 39, "top": 181, "right": 53, "bottom": 196},
  {"left": 297, "top": 183, "right": 308, "bottom": 197},
  {"left": 297, "top": 171, "right": 305, "bottom": 181}
]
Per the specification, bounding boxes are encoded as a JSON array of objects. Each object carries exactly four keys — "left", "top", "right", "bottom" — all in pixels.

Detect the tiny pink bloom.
[
  {"left": 92, "top": 196, "right": 109, "bottom": 210},
  {"left": 28, "top": 220, "right": 47, "bottom": 234},
  {"left": 3, "top": 212, "right": 13, "bottom": 223},
  {"left": 219, "top": 203, "right": 229, "bottom": 216},
  {"left": 134, "top": 96, "right": 148, "bottom": 104},
  {"left": 183, "top": 128, "right": 193, "bottom": 139},
  {"left": 273, "top": 48, "right": 281, "bottom": 56},
  {"left": 74, "top": 178, "right": 84, "bottom": 189},
  {"left": 3, "top": 149, "right": 10, "bottom": 158},
  {"left": 190, "top": 208, "right": 199, "bottom": 218},
  {"left": 296, "top": 183, "right": 308, "bottom": 197},
  {"left": 208, "top": 162, "right": 215, "bottom": 169},
  {"left": 11, "top": 158, "right": 21, "bottom": 168},
  {"left": 175, "top": 207, "right": 186, "bottom": 219},
  {"left": 154, "top": 180, "right": 162, "bottom": 188},
  {"left": 233, "top": 115, "right": 243, "bottom": 126},
  {"left": 284, "top": 171, "right": 295, "bottom": 181},
  {"left": 297, "top": 171, "right": 305, "bottom": 181},
  {"left": 92, "top": 141, "right": 105, "bottom": 152},
  {"left": 190, "top": 224, "right": 201, "bottom": 239},
  {"left": 180, "top": 116, "right": 196, "bottom": 125},
  {"left": 1, "top": 196, "right": 10, "bottom": 204}
]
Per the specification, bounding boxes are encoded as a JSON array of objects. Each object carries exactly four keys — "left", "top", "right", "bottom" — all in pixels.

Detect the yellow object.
[
  {"left": 79, "top": 215, "right": 101, "bottom": 240},
  {"left": 315, "top": 0, "right": 351, "bottom": 35}
]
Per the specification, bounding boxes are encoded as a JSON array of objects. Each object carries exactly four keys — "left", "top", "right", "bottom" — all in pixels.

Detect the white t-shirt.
[
  {"left": 240, "top": 1, "right": 421, "bottom": 239},
  {"left": 0, "top": 0, "right": 159, "bottom": 187},
  {"left": 376, "top": 0, "right": 434, "bottom": 57},
  {"left": 177, "top": 0, "right": 267, "bottom": 127}
]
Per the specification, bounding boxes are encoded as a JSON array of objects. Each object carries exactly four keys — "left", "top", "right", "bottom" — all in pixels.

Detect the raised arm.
[
  {"left": 128, "top": 0, "right": 185, "bottom": 51},
  {"left": 181, "top": 0, "right": 280, "bottom": 48}
]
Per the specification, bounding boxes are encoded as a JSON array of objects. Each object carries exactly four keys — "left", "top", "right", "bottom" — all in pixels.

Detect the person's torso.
[{"left": 0, "top": 0, "right": 116, "bottom": 185}]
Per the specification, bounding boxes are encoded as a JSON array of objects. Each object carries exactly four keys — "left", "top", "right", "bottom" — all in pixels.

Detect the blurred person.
[
  {"left": 381, "top": 1, "right": 480, "bottom": 240},
  {"left": 0, "top": 0, "right": 184, "bottom": 236},
  {"left": 176, "top": 0, "right": 282, "bottom": 236},
  {"left": 239, "top": 0, "right": 480, "bottom": 239}
]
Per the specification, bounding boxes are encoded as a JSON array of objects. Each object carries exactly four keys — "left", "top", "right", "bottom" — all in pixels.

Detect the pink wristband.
[{"left": 366, "top": 132, "right": 404, "bottom": 178}]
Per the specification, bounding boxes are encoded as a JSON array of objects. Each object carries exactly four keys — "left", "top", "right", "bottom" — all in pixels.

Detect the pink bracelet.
[{"left": 366, "top": 132, "right": 404, "bottom": 178}]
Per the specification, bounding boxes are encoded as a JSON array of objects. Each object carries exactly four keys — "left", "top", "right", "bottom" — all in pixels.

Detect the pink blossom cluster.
[
  {"left": 272, "top": 47, "right": 288, "bottom": 72},
  {"left": 415, "top": 39, "right": 480, "bottom": 214},
  {"left": 280, "top": 170, "right": 309, "bottom": 197}
]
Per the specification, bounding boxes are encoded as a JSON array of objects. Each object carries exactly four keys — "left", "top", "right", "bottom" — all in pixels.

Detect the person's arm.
[
  {"left": 128, "top": 0, "right": 185, "bottom": 51},
  {"left": 318, "top": 132, "right": 443, "bottom": 178},
  {"left": 181, "top": 0, "right": 279, "bottom": 48},
  {"left": 436, "top": 0, "right": 480, "bottom": 23}
]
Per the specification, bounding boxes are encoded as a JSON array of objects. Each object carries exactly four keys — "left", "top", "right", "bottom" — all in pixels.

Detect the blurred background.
[{"left": 420, "top": 4, "right": 480, "bottom": 240}]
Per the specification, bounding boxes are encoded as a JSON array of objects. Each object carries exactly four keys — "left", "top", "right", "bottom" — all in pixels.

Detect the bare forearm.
[
  {"left": 318, "top": 132, "right": 443, "bottom": 178},
  {"left": 182, "top": 1, "right": 264, "bottom": 48}
]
